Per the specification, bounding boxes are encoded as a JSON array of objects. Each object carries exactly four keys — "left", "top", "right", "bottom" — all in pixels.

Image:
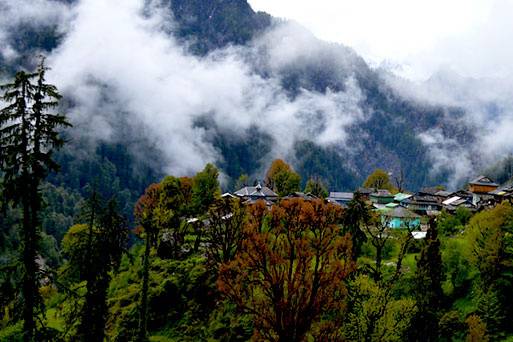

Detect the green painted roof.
[
  {"left": 394, "top": 193, "right": 412, "bottom": 201},
  {"left": 386, "top": 202, "right": 399, "bottom": 208}
]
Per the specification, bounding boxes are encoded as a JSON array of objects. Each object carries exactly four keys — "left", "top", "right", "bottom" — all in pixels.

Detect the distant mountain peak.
[{"left": 168, "top": 0, "right": 272, "bottom": 54}]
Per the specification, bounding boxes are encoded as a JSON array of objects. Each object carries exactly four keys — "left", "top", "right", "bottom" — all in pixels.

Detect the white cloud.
[
  {"left": 249, "top": 0, "right": 491, "bottom": 72},
  {"left": 5, "top": 0, "right": 512, "bottom": 187},
  {"left": 418, "top": 129, "right": 474, "bottom": 189},
  {"left": 0, "top": 0, "right": 73, "bottom": 60},
  {"left": 46, "top": 0, "right": 366, "bottom": 176},
  {"left": 249, "top": 0, "right": 513, "bottom": 82},
  {"left": 384, "top": 65, "right": 513, "bottom": 187}
]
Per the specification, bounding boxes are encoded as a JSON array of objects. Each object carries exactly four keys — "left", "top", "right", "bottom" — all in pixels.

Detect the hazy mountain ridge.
[{"left": 0, "top": 0, "right": 479, "bottom": 196}]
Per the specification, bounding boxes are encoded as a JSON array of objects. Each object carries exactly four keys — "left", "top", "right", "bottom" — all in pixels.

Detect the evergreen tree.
[
  {"left": 234, "top": 173, "right": 249, "bottom": 190},
  {"left": 78, "top": 195, "right": 128, "bottom": 341},
  {"left": 409, "top": 218, "right": 443, "bottom": 341},
  {"left": 62, "top": 193, "right": 128, "bottom": 341},
  {"left": 304, "top": 177, "right": 328, "bottom": 198},
  {"left": 0, "top": 58, "right": 70, "bottom": 341},
  {"left": 341, "top": 192, "right": 371, "bottom": 261}
]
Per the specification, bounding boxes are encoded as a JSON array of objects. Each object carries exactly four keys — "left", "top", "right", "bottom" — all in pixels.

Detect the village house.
[
  {"left": 442, "top": 195, "right": 476, "bottom": 212},
  {"left": 370, "top": 190, "right": 395, "bottom": 205},
  {"left": 393, "top": 192, "right": 413, "bottom": 203},
  {"left": 233, "top": 183, "right": 278, "bottom": 205},
  {"left": 451, "top": 189, "right": 474, "bottom": 202},
  {"left": 418, "top": 187, "right": 441, "bottom": 197},
  {"left": 327, "top": 192, "right": 354, "bottom": 207},
  {"left": 356, "top": 187, "right": 373, "bottom": 200},
  {"left": 434, "top": 190, "right": 453, "bottom": 200},
  {"left": 400, "top": 194, "right": 442, "bottom": 214},
  {"left": 490, "top": 183, "right": 513, "bottom": 203},
  {"left": 284, "top": 192, "right": 319, "bottom": 201},
  {"left": 380, "top": 206, "right": 421, "bottom": 229},
  {"left": 468, "top": 175, "right": 499, "bottom": 193}
]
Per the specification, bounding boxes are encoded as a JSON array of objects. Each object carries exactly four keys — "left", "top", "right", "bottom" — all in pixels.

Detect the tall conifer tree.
[
  {"left": 409, "top": 218, "right": 444, "bottom": 341},
  {"left": 0, "top": 58, "right": 70, "bottom": 340}
]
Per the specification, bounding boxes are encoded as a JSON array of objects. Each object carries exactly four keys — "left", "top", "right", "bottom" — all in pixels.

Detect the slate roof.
[
  {"left": 419, "top": 187, "right": 441, "bottom": 196},
  {"left": 452, "top": 190, "right": 474, "bottom": 199},
  {"left": 490, "top": 186, "right": 513, "bottom": 196},
  {"left": 371, "top": 190, "right": 394, "bottom": 197},
  {"left": 469, "top": 176, "right": 498, "bottom": 187},
  {"left": 382, "top": 206, "right": 421, "bottom": 218},
  {"left": 435, "top": 190, "right": 453, "bottom": 198},
  {"left": 356, "top": 187, "right": 374, "bottom": 195},
  {"left": 221, "top": 192, "right": 236, "bottom": 198},
  {"left": 328, "top": 192, "right": 354, "bottom": 200},
  {"left": 284, "top": 192, "right": 318, "bottom": 201},
  {"left": 404, "top": 195, "right": 439, "bottom": 204},
  {"left": 234, "top": 183, "right": 278, "bottom": 198}
]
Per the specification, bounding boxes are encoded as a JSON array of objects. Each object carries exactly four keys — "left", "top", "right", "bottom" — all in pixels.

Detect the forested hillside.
[
  {"left": 0, "top": 0, "right": 475, "bottom": 203},
  {"left": 2, "top": 1, "right": 511, "bottom": 340}
]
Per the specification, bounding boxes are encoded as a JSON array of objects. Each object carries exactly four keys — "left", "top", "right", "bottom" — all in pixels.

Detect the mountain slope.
[
  {"left": 170, "top": 0, "right": 272, "bottom": 54},
  {"left": 0, "top": 0, "right": 476, "bottom": 201}
]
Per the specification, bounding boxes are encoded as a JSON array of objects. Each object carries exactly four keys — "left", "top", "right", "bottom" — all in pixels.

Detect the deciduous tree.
[
  {"left": 467, "top": 203, "right": 513, "bottom": 336},
  {"left": 363, "top": 169, "right": 395, "bottom": 192},
  {"left": 191, "top": 163, "right": 220, "bottom": 214},
  {"left": 205, "top": 197, "right": 246, "bottom": 266},
  {"left": 466, "top": 315, "right": 488, "bottom": 342},
  {"left": 265, "top": 159, "right": 301, "bottom": 197},
  {"left": 157, "top": 176, "right": 193, "bottom": 258},
  {"left": 134, "top": 183, "right": 161, "bottom": 341},
  {"left": 218, "top": 199, "right": 354, "bottom": 341},
  {"left": 344, "top": 214, "right": 416, "bottom": 341}
]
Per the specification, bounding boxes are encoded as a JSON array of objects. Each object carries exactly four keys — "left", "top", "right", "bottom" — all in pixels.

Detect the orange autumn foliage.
[
  {"left": 134, "top": 183, "right": 161, "bottom": 240},
  {"left": 218, "top": 198, "right": 355, "bottom": 341}
]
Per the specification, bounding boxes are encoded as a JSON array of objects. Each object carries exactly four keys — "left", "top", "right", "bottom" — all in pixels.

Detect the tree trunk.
[
  {"left": 80, "top": 273, "right": 109, "bottom": 342},
  {"left": 138, "top": 232, "right": 151, "bottom": 341},
  {"left": 21, "top": 78, "right": 36, "bottom": 341},
  {"left": 375, "top": 244, "right": 383, "bottom": 282},
  {"left": 22, "top": 183, "right": 36, "bottom": 342}
]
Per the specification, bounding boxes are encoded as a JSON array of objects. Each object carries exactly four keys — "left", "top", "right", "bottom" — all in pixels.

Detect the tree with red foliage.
[{"left": 218, "top": 198, "right": 355, "bottom": 341}]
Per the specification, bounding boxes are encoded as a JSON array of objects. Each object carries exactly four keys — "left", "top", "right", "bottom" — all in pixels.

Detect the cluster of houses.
[{"left": 225, "top": 176, "right": 513, "bottom": 237}]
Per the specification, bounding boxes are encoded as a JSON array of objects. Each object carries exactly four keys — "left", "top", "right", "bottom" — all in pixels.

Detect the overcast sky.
[{"left": 248, "top": 0, "right": 513, "bottom": 80}]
